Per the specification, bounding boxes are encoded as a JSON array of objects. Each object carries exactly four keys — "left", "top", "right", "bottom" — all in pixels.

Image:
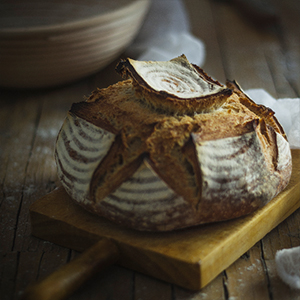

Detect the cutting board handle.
[{"left": 21, "top": 238, "right": 120, "bottom": 300}]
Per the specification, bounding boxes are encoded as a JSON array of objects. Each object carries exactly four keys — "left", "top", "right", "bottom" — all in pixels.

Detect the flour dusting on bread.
[{"left": 55, "top": 55, "right": 292, "bottom": 231}]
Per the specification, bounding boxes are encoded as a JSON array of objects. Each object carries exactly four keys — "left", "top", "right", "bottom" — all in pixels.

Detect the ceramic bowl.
[{"left": 0, "top": 0, "right": 150, "bottom": 88}]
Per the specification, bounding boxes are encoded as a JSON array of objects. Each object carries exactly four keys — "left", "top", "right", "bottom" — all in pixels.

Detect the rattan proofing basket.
[{"left": 0, "top": 0, "right": 150, "bottom": 88}]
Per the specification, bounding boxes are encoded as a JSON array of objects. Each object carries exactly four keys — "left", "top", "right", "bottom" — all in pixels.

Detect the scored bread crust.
[{"left": 55, "top": 56, "right": 292, "bottom": 231}]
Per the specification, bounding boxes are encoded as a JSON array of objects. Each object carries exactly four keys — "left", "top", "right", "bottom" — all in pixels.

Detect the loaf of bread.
[{"left": 55, "top": 55, "right": 292, "bottom": 231}]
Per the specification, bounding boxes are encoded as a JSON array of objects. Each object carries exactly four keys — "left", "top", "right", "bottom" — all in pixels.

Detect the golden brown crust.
[
  {"left": 116, "top": 56, "right": 233, "bottom": 115},
  {"left": 226, "top": 80, "right": 287, "bottom": 139},
  {"left": 90, "top": 133, "right": 146, "bottom": 203},
  {"left": 55, "top": 57, "right": 292, "bottom": 231},
  {"left": 71, "top": 80, "right": 165, "bottom": 132}
]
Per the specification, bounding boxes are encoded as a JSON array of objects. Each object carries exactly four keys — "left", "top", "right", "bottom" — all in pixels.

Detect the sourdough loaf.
[{"left": 55, "top": 55, "right": 292, "bottom": 231}]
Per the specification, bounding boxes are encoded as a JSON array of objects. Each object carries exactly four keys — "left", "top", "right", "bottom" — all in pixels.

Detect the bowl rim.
[{"left": 0, "top": 0, "right": 150, "bottom": 38}]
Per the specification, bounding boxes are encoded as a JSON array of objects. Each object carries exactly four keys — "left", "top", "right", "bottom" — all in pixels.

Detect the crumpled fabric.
[
  {"left": 245, "top": 89, "right": 300, "bottom": 149},
  {"left": 126, "top": 0, "right": 205, "bottom": 66},
  {"left": 276, "top": 246, "right": 300, "bottom": 289}
]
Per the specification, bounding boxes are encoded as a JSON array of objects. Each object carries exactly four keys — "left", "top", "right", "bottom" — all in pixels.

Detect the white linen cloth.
[
  {"left": 276, "top": 246, "right": 300, "bottom": 290},
  {"left": 245, "top": 89, "right": 300, "bottom": 149},
  {"left": 126, "top": 0, "right": 205, "bottom": 66}
]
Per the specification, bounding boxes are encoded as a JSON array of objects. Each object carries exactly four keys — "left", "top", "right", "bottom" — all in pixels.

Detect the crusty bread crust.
[{"left": 55, "top": 57, "right": 292, "bottom": 231}]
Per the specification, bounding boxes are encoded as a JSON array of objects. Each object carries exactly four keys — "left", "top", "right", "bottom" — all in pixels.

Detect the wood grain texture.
[
  {"left": 29, "top": 149, "right": 300, "bottom": 290},
  {"left": 1, "top": 0, "right": 300, "bottom": 299},
  {"left": 21, "top": 238, "right": 119, "bottom": 300}
]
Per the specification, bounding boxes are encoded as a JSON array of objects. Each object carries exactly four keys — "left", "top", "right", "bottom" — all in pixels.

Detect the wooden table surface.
[{"left": 1, "top": 0, "right": 300, "bottom": 299}]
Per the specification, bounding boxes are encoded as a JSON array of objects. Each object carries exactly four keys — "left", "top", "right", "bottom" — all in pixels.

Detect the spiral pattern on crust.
[
  {"left": 55, "top": 113, "right": 115, "bottom": 203},
  {"left": 130, "top": 59, "right": 224, "bottom": 99}
]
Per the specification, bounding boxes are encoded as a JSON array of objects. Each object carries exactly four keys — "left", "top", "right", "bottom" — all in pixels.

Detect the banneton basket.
[{"left": 0, "top": 0, "right": 150, "bottom": 89}]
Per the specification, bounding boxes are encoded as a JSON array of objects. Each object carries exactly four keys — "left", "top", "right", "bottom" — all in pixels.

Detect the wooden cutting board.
[{"left": 30, "top": 149, "right": 300, "bottom": 291}]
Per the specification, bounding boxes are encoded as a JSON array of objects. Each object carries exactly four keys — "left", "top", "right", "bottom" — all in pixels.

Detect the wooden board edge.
[
  {"left": 29, "top": 193, "right": 202, "bottom": 290},
  {"left": 29, "top": 150, "right": 300, "bottom": 290},
  {"left": 200, "top": 150, "right": 300, "bottom": 287}
]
